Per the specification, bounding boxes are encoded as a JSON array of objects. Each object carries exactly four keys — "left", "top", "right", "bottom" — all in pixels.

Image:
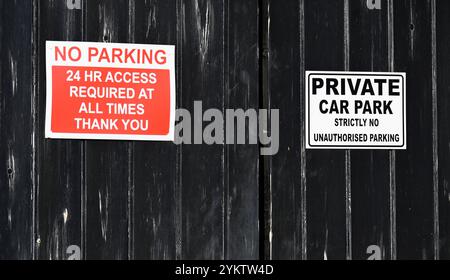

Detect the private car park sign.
[
  {"left": 45, "top": 41, "right": 175, "bottom": 141},
  {"left": 306, "top": 71, "right": 406, "bottom": 149}
]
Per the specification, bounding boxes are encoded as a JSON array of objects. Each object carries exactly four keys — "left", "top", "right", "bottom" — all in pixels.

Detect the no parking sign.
[{"left": 45, "top": 41, "right": 175, "bottom": 141}]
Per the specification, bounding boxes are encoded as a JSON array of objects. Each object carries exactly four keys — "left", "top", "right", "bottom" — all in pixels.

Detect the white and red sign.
[{"left": 45, "top": 41, "right": 175, "bottom": 141}]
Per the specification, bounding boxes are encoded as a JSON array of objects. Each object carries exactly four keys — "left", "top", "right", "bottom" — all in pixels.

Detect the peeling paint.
[
  {"left": 63, "top": 208, "right": 68, "bottom": 224},
  {"left": 9, "top": 52, "right": 17, "bottom": 96},
  {"left": 194, "top": 0, "right": 213, "bottom": 67}
]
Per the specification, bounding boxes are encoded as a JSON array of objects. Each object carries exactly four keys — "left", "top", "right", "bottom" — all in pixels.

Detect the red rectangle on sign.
[{"left": 51, "top": 66, "right": 170, "bottom": 135}]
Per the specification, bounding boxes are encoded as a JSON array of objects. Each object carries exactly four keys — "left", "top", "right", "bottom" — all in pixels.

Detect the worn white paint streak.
[
  {"left": 387, "top": 0, "right": 397, "bottom": 260},
  {"left": 145, "top": 5, "right": 157, "bottom": 40},
  {"left": 194, "top": 0, "right": 212, "bottom": 66},
  {"left": 8, "top": 209, "right": 12, "bottom": 229},
  {"left": 31, "top": 0, "right": 40, "bottom": 260},
  {"left": 9, "top": 53, "right": 17, "bottom": 96},
  {"left": 7, "top": 146, "right": 16, "bottom": 231},
  {"left": 152, "top": 218, "right": 157, "bottom": 238},
  {"left": 63, "top": 208, "right": 69, "bottom": 224},
  {"left": 180, "top": 1, "right": 186, "bottom": 47},
  {"left": 98, "top": 190, "right": 108, "bottom": 241},
  {"left": 100, "top": 3, "right": 117, "bottom": 42},
  {"left": 409, "top": 2, "right": 415, "bottom": 58},
  {"left": 324, "top": 226, "right": 329, "bottom": 260},
  {"left": 51, "top": 221, "right": 61, "bottom": 260},
  {"left": 8, "top": 149, "right": 15, "bottom": 189},
  {"left": 343, "top": 0, "right": 352, "bottom": 261}
]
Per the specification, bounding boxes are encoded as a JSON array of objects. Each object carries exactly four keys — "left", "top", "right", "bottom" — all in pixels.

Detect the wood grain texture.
[
  {"left": 35, "top": 0, "right": 83, "bottom": 260},
  {"left": 266, "top": 0, "right": 303, "bottom": 260},
  {"left": 260, "top": 0, "right": 271, "bottom": 259},
  {"left": 84, "top": 0, "right": 130, "bottom": 259},
  {"left": 178, "top": 0, "right": 226, "bottom": 259},
  {"left": 0, "top": 0, "right": 34, "bottom": 260},
  {"left": 304, "top": 0, "right": 347, "bottom": 260},
  {"left": 436, "top": 0, "right": 450, "bottom": 260},
  {"left": 393, "top": 0, "right": 435, "bottom": 259},
  {"left": 132, "top": 0, "right": 179, "bottom": 260},
  {"left": 1, "top": 0, "right": 450, "bottom": 260},
  {"left": 225, "top": 0, "right": 259, "bottom": 260},
  {"left": 348, "top": 0, "right": 392, "bottom": 260}
]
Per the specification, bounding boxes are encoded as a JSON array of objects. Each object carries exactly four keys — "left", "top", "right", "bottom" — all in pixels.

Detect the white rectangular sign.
[
  {"left": 306, "top": 71, "right": 406, "bottom": 149},
  {"left": 45, "top": 41, "right": 176, "bottom": 141}
]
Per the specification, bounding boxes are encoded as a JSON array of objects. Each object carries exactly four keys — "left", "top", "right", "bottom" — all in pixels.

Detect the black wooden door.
[{"left": 0, "top": 0, "right": 448, "bottom": 260}]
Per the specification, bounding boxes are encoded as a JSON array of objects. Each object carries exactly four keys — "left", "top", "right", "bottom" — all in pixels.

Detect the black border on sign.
[{"left": 307, "top": 72, "right": 406, "bottom": 149}]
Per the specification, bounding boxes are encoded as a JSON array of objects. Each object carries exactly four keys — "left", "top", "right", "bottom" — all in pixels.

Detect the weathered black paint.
[
  {"left": 349, "top": 0, "right": 391, "bottom": 260},
  {"left": 0, "top": 0, "right": 448, "bottom": 260},
  {"left": 132, "top": 0, "right": 179, "bottom": 261},
  {"left": 265, "top": 0, "right": 302, "bottom": 260},
  {"left": 0, "top": 0, "right": 34, "bottom": 260},
  {"left": 35, "top": 0, "right": 83, "bottom": 261},
  {"left": 437, "top": 0, "right": 450, "bottom": 260},
  {"left": 394, "top": 0, "right": 435, "bottom": 259}
]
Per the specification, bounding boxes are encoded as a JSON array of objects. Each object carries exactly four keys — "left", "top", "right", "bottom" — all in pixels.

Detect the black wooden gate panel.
[{"left": 0, "top": 0, "right": 449, "bottom": 260}]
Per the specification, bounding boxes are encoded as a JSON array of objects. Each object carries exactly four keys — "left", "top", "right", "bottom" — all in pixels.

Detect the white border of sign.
[
  {"left": 305, "top": 71, "right": 407, "bottom": 150},
  {"left": 45, "top": 41, "right": 176, "bottom": 141}
]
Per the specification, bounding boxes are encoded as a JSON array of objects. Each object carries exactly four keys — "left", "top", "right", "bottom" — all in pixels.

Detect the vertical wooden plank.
[
  {"left": 266, "top": 0, "right": 303, "bottom": 260},
  {"left": 344, "top": 0, "right": 352, "bottom": 260},
  {"left": 304, "top": 0, "right": 347, "bottom": 260},
  {"left": 299, "top": 0, "right": 307, "bottom": 261},
  {"left": 394, "top": 0, "right": 435, "bottom": 259},
  {"left": 387, "top": 0, "right": 397, "bottom": 260},
  {"left": 260, "top": 0, "right": 271, "bottom": 259},
  {"left": 179, "top": 0, "right": 225, "bottom": 259},
  {"left": 0, "top": 0, "right": 34, "bottom": 259},
  {"left": 436, "top": 0, "right": 450, "bottom": 260},
  {"left": 348, "top": 0, "right": 392, "bottom": 260},
  {"left": 84, "top": 0, "right": 130, "bottom": 259},
  {"left": 431, "top": 0, "right": 438, "bottom": 260},
  {"left": 225, "top": 0, "right": 260, "bottom": 260},
  {"left": 132, "top": 0, "right": 179, "bottom": 260},
  {"left": 35, "top": 0, "right": 83, "bottom": 260}
]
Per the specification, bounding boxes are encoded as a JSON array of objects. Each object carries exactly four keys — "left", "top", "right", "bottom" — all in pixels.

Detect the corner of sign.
[
  {"left": 166, "top": 131, "right": 175, "bottom": 142},
  {"left": 46, "top": 40, "right": 56, "bottom": 47},
  {"left": 44, "top": 128, "right": 55, "bottom": 139}
]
